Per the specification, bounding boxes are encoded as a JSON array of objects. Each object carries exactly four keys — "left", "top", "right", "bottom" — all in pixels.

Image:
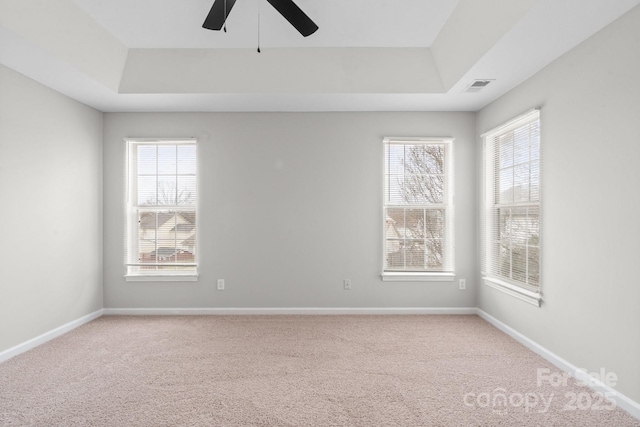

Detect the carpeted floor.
[{"left": 0, "top": 315, "right": 638, "bottom": 426}]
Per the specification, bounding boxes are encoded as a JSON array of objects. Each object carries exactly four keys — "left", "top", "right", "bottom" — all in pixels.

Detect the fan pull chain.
[
  {"left": 257, "top": 0, "right": 261, "bottom": 52},
  {"left": 223, "top": 0, "right": 227, "bottom": 32}
]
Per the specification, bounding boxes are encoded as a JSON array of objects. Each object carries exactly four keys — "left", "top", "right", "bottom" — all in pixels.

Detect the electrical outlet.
[
  {"left": 217, "top": 279, "right": 225, "bottom": 291},
  {"left": 343, "top": 279, "right": 352, "bottom": 290},
  {"left": 459, "top": 279, "right": 466, "bottom": 290}
]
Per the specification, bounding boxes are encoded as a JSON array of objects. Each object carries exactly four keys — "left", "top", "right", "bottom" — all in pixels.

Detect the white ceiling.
[{"left": 1, "top": 0, "right": 639, "bottom": 112}]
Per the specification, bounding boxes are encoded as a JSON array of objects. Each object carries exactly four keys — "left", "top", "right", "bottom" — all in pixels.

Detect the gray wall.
[
  {"left": 0, "top": 65, "right": 103, "bottom": 353},
  {"left": 103, "top": 112, "right": 477, "bottom": 309},
  {"left": 477, "top": 6, "right": 640, "bottom": 403}
]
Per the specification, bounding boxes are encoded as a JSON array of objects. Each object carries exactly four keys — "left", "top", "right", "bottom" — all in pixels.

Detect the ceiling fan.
[{"left": 202, "top": 0, "right": 319, "bottom": 37}]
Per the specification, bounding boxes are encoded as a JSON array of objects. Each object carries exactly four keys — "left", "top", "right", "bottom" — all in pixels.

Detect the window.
[
  {"left": 382, "top": 138, "right": 454, "bottom": 281},
  {"left": 125, "top": 139, "right": 197, "bottom": 280},
  {"left": 482, "top": 110, "right": 541, "bottom": 305}
]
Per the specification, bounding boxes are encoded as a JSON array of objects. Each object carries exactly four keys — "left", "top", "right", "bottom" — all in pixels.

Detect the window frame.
[
  {"left": 481, "top": 110, "right": 541, "bottom": 305},
  {"left": 124, "top": 138, "right": 198, "bottom": 282},
  {"left": 381, "top": 137, "right": 455, "bottom": 282}
]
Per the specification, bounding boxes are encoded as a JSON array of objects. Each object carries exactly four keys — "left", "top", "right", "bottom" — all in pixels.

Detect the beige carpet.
[{"left": 0, "top": 315, "right": 637, "bottom": 426}]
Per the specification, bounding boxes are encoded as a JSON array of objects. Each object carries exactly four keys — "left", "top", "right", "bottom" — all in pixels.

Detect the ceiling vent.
[{"left": 464, "top": 79, "right": 495, "bottom": 93}]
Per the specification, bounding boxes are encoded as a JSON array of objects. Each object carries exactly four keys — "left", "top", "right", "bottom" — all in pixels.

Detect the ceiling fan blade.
[
  {"left": 266, "top": 0, "right": 318, "bottom": 37},
  {"left": 202, "top": 0, "right": 238, "bottom": 30}
]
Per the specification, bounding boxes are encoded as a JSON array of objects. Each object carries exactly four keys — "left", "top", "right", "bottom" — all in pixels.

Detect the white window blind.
[
  {"left": 482, "top": 110, "right": 541, "bottom": 303},
  {"left": 383, "top": 138, "right": 454, "bottom": 276},
  {"left": 125, "top": 139, "right": 197, "bottom": 277}
]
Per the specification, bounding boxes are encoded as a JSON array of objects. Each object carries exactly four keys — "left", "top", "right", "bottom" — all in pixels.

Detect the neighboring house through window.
[
  {"left": 125, "top": 139, "right": 197, "bottom": 280},
  {"left": 382, "top": 138, "right": 454, "bottom": 281},
  {"left": 482, "top": 110, "right": 541, "bottom": 305}
]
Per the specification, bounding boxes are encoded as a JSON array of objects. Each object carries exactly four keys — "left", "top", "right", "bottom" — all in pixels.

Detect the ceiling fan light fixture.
[{"left": 202, "top": 0, "right": 318, "bottom": 37}]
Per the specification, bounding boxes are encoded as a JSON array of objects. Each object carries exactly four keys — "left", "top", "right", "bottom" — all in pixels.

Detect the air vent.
[{"left": 464, "top": 79, "right": 495, "bottom": 93}]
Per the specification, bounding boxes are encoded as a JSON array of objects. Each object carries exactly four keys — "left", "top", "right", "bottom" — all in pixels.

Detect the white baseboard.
[
  {"left": 477, "top": 309, "right": 640, "bottom": 421},
  {"left": 0, "top": 309, "right": 104, "bottom": 364},
  {"left": 103, "top": 307, "right": 478, "bottom": 315}
]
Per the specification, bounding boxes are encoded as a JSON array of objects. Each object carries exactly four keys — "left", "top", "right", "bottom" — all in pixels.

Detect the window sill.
[
  {"left": 125, "top": 274, "right": 199, "bottom": 282},
  {"left": 483, "top": 276, "right": 541, "bottom": 307},
  {"left": 381, "top": 272, "right": 455, "bottom": 282}
]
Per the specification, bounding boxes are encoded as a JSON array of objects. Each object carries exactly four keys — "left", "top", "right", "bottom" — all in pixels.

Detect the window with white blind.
[
  {"left": 125, "top": 139, "right": 197, "bottom": 281},
  {"left": 382, "top": 138, "right": 454, "bottom": 281},
  {"left": 482, "top": 110, "right": 541, "bottom": 305}
]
